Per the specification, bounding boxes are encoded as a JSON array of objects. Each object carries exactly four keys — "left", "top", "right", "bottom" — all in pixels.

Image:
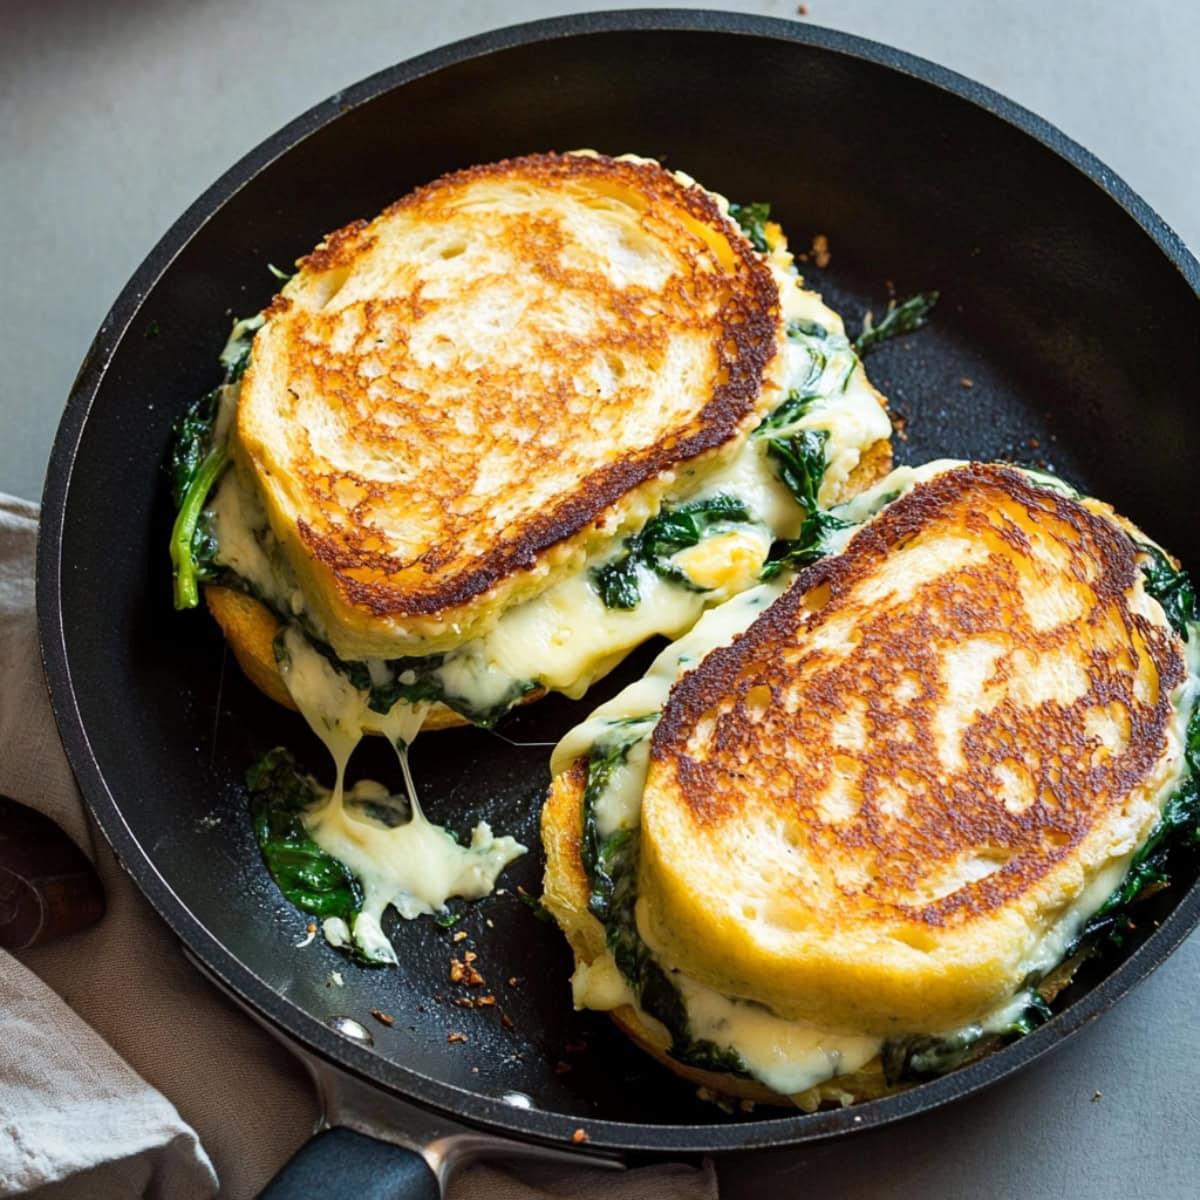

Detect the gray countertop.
[{"left": 4, "top": 2, "right": 1197, "bottom": 1197}]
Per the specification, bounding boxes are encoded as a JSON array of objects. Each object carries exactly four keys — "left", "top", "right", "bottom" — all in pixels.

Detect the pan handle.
[{"left": 260, "top": 1126, "right": 439, "bottom": 1199}]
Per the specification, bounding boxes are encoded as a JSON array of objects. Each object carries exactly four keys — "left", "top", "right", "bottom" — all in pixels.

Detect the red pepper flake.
[
  {"left": 554, "top": 1060, "right": 573, "bottom": 1075},
  {"left": 501, "top": 1014, "right": 515, "bottom": 1031},
  {"left": 1028, "top": 437, "right": 1040, "bottom": 450},
  {"left": 571, "top": 1128, "right": 589, "bottom": 1145},
  {"left": 370, "top": 1009, "right": 394, "bottom": 1027},
  {"left": 797, "top": 4, "right": 809, "bottom": 15},
  {"left": 960, "top": 378, "right": 975, "bottom": 389},
  {"left": 564, "top": 1040, "right": 587, "bottom": 1055},
  {"left": 448, "top": 1032, "right": 468, "bottom": 1044}
]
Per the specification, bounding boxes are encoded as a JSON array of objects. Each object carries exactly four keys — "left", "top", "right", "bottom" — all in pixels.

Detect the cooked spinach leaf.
[
  {"left": 761, "top": 508, "right": 854, "bottom": 580},
  {"left": 728, "top": 201, "right": 771, "bottom": 253},
  {"left": 855, "top": 292, "right": 939, "bottom": 357},
  {"left": 247, "top": 748, "right": 362, "bottom": 922},
  {"left": 169, "top": 441, "right": 229, "bottom": 610},
  {"left": 763, "top": 427, "right": 829, "bottom": 513},
  {"left": 1139, "top": 543, "right": 1197, "bottom": 641},
  {"left": 756, "top": 389, "right": 819, "bottom": 434},
  {"left": 789, "top": 317, "right": 830, "bottom": 342},
  {"left": 591, "top": 494, "right": 752, "bottom": 610},
  {"left": 169, "top": 388, "right": 220, "bottom": 507},
  {"left": 579, "top": 725, "right": 751, "bottom": 1077},
  {"left": 218, "top": 313, "right": 266, "bottom": 381},
  {"left": 169, "top": 312, "right": 266, "bottom": 609}
]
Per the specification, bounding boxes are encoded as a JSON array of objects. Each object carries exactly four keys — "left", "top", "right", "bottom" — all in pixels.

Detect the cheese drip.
[{"left": 275, "top": 625, "right": 525, "bottom": 961}]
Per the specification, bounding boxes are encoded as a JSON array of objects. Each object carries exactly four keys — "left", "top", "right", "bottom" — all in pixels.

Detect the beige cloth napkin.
[{"left": 0, "top": 496, "right": 716, "bottom": 1200}]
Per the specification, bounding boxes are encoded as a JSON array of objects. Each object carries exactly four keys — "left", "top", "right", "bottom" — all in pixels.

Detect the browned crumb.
[
  {"left": 797, "top": 4, "right": 808, "bottom": 14},
  {"left": 1092, "top": 1090, "right": 1103, "bottom": 1102},
  {"left": 507, "top": 976, "right": 525, "bottom": 988},
  {"left": 501, "top": 1013, "right": 515, "bottom": 1030},
  {"left": 476, "top": 994, "right": 497, "bottom": 1007},
  {"left": 960, "top": 377, "right": 974, "bottom": 388},
  {"left": 448, "top": 1032, "right": 468, "bottom": 1044},
  {"left": 370, "top": 1009, "right": 394, "bottom": 1027},
  {"left": 811, "top": 234, "right": 831, "bottom": 269},
  {"left": 1028, "top": 437, "right": 1040, "bottom": 450},
  {"left": 571, "top": 1128, "right": 589, "bottom": 1144},
  {"left": 466, "top": 966, "right": 485, "bottom": 987},
  {"left": 449, "top": 959, "right": 466, "bottom": 984},
  {"left": 453, "top": 997, "right": 475, "bottom": 1008},
  {"left": 463, "top": 950, "right": 478, "bottom": 963},
  {"left": 306, "top": 922, "right": 317, "bottom": 934},
  {"left": 554, "top": 1061, "right": 573, "bottom": 1075},
  {"left": 452, "top": 930, "right": 468, "bottom": 943}
]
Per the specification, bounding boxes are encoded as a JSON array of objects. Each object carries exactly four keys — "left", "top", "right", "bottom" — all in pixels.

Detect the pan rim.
[{"left": 35, "top": 7, "right": 1200, "bottom": 1156}]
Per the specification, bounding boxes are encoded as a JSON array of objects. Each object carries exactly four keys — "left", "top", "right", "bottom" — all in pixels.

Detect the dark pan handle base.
[{"left": 260, "top": 1127, "right": 439, "bottom": 1200}]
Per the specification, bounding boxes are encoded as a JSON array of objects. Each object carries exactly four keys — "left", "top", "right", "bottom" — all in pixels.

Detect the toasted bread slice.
[
  {"left": 236, "top": 152, "right": 785, "bottom": 661},
  {"left": 640, "top": 464, "right": 1187, "bottom": 1033}
]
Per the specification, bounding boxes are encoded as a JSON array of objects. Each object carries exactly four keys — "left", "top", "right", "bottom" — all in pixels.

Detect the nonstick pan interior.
[{"left": 39, "top": 12, "right": 1200, "bottom": 1155}]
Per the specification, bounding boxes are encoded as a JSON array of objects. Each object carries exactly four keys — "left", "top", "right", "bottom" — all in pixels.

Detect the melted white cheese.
[
  {"left": 304, "top": 776, "right": 524, "bottom": 961},
  {"left": 274, "top": 627, "right": 525, "bottom": 960}
]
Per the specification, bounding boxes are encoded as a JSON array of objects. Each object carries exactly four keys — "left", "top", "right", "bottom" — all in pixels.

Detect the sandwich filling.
[{"left": 544, "top": 463, "right": 1199, "bottom": 1102}]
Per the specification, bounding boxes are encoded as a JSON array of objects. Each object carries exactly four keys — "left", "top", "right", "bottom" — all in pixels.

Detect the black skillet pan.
[{"left": 36, "top": 9, "right": 1200, "bottom": 1197}]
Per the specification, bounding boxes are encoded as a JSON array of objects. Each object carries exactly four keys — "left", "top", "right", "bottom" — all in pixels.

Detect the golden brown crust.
[
  {"left": 240, "top": 152, "right": 783, "bottom": 641},
  {"left": 203, "top": 585, "right": 483, "bottom": 732},
  {"left": 651, "top": 463, "right": 1183, "bottom": 919}
]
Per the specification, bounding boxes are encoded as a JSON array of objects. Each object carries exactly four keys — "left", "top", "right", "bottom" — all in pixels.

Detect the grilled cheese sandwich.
[
  {"left": 542, "top": 462, "right": 1199, "bottom": 1106},
  {"left": 182, "top": 151, "right": 892, "bottom": 736}
]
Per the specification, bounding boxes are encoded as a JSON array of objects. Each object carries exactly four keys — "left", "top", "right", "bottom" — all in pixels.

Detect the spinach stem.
[{"left": 170, "top": 443, "right": 229, "bottom": 609}]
